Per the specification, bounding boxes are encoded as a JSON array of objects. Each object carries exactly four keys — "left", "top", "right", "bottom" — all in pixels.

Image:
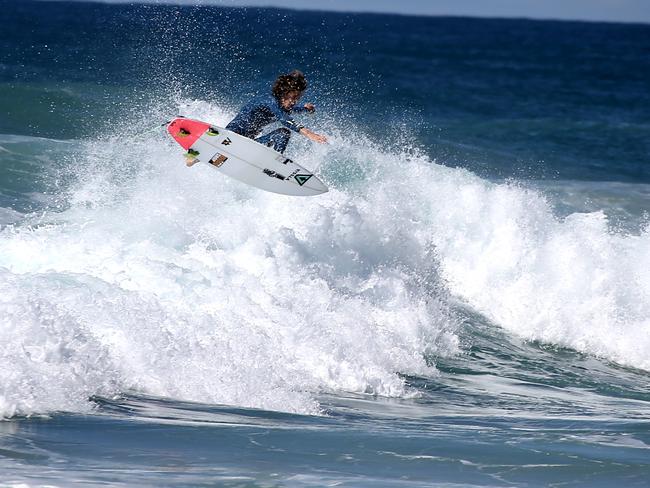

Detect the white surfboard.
[{"left": 167, "top": 117, "right": 328, "bottom": 196}]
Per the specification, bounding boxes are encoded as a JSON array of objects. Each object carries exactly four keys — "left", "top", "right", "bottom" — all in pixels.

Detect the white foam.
[
  {"left": 364, "top": 158, "right": 650, "bottom": 371},
  {"left": 1, "top": 99, "right": 648, "bottom": 418},
  {"left": 0, "top": 101, "right": 457, "bottom": 418}
]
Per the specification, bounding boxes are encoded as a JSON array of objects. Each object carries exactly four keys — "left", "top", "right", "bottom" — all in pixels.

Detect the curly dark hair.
[{"left": 272, "top": 70, "right": 308, "bottom": 101}]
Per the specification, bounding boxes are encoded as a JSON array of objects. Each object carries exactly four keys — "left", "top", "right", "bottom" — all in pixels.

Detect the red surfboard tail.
[{"left": 167, "top": 117, "right": 211, "bottom": 150}]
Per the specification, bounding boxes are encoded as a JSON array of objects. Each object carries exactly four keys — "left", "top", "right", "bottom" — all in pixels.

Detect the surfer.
[{"left": 225, "top": 70, "right": 327, "bottom": 154}]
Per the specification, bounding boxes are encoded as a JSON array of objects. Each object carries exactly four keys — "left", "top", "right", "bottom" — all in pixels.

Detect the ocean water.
[{"left": 1, "top": 1, "right": 650, "bottom": 486}]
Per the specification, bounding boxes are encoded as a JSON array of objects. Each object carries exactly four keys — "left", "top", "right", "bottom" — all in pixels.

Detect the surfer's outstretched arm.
[
  {"left": 272, "top": 98, "right": 327, "bottom": 144},
  {"left": 299, "top": 127, "right": 327, "bottom": 144}
]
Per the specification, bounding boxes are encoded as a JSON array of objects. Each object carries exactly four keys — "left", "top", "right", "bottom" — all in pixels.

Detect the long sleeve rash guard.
[{"left": 226, "top": 95, "right": 308, "bottom": 139}]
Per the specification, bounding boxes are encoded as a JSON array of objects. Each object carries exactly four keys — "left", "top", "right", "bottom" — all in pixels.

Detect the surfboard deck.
[{"left": 167, "top": 117, "right": 328, "bottom": 197}]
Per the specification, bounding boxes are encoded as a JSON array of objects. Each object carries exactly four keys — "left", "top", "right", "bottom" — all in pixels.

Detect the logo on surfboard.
[
  {"left": 294, "top": 174, "right": 313, "bottom": 186},
  {"left": 221, "top": 137, "right": 232, "bottom": 146},
  {"left": 263, "top": 168, "right": 286, "bottom": 180}
]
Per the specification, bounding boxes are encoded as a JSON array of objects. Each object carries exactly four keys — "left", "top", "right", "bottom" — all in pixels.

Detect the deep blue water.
[
  {"left": 1, "top": 1, "right": 649, "bottom": 487},
  {"left": 3, "top": 0, "right": 650, "bottom": 181}
]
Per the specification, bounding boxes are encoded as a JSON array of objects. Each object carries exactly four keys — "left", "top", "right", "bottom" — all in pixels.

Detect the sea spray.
[
  {"left": 2, "top": 98, "right": 649, "bottom": 419},
  {"left": 0, "top": 101, "right": 459, "bottom": 418}
]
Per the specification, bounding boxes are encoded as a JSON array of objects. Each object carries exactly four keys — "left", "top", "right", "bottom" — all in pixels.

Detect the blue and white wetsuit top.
[{"left": 226, "top": 95, "right": 309, "bottom": 139}]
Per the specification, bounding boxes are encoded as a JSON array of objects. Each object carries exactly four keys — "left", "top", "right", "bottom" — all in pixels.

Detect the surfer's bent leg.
[{"left": 256, "top": 128, "right": 291, "bottom": 154}]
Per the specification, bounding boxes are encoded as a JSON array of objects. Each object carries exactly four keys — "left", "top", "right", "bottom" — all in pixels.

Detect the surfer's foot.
[{"left": 185, "top": 155, "right": 199, "bottom": 167}]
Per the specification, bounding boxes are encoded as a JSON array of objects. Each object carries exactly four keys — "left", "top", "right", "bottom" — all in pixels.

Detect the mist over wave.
[
  {"left": 1, "top": 99, "right": 648, "bottom": 419},
  {"left": 0, "top": 100, "right": 458, "bottom": 418}
]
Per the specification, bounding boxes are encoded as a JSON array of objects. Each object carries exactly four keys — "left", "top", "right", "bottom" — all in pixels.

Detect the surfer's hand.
[
  {"left": 311, "top": 133, "right": 328, "bottom": 144},
  {"left": 300, "top": 128, "right": 328, "bottom": 144},
  {"left": 304, "top": 103, "right": 316, "bottom": 113}
]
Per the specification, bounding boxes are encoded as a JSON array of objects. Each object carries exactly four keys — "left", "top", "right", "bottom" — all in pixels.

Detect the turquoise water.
[{"left": 1, "top": 1, "right": 649, "bottom": 486}]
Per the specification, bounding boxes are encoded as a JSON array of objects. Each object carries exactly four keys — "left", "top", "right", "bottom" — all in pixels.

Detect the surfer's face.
[{"left": 281, "top": 90, "right": 302, "bottom": 109}]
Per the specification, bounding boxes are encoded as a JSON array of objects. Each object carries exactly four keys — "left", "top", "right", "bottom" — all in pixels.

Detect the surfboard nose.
[{"left": 167, "top": 118, "right": 211, "bottom": 150}]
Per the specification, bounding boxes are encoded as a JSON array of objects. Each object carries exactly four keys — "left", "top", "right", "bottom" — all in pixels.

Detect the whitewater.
[{"left": 1, "top": 99, "right": 649, "bottom": 422}]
